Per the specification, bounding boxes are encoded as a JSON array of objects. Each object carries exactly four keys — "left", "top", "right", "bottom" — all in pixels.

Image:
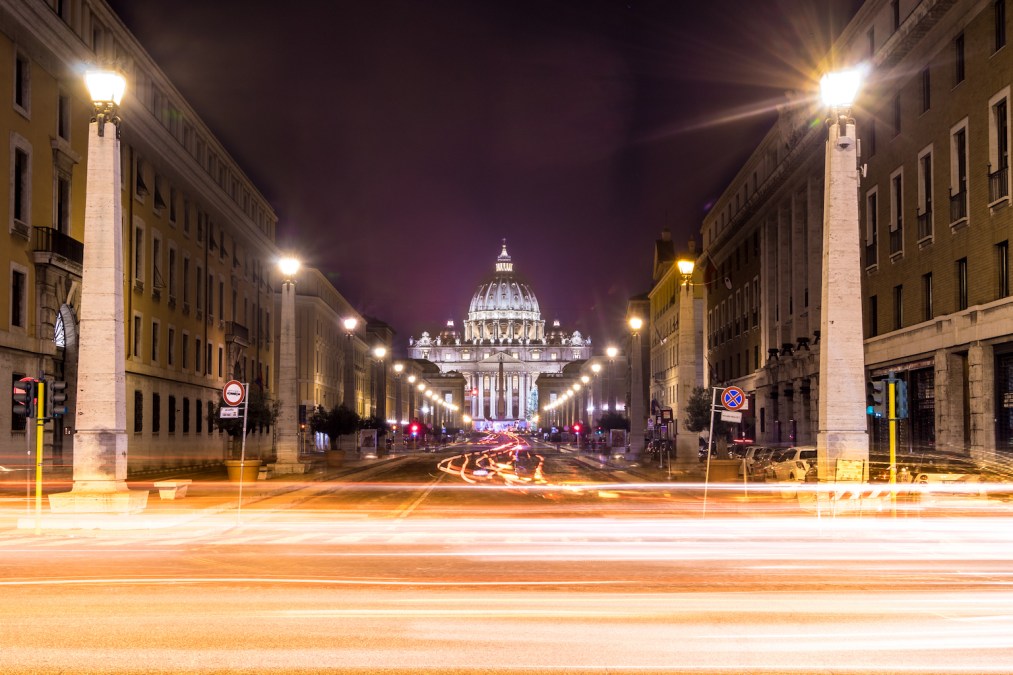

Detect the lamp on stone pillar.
[
  {"left": 591, "top": 362, "right": 602, "bottom": 422},
  {"left": 274, "top": 256, "right": 307, "bottom": 474},
  {"left": 816, "top": 66, "right": 870, "bottom": 480},
  {"left": 51, "top": 68, "right": 148, "bottom": 514},
  {"left": 605, "top": 347, "right": 618, "bottom": 413},
  {"left": 342, "top": 317, "right": 358, "bottom": 410},
  {"left": 371, "top": 345, "right": 387, "bottom": 420},
  {"left": 675, "top": 256, "right": 698, "bottom": 465},
  {"left": 407, "top": 374, "right": 417, "bottom": 421},
  {"left": 627, "top": 316, "right": 645, "bottom": 460},
  {"left": 581, "top": 375, "right": 591, "bottom": 427},
  {"left": 393, "top": 363, "right": 404, "bottom": 435}
]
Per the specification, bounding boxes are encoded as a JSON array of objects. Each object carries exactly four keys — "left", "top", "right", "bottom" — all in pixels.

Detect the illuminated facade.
[{"left": 407, "top": 241, "right": 591, "bottom": 430}]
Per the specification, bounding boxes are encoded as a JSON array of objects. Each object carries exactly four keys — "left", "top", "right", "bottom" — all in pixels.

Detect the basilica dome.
[{"left": 464, "top": 241, "right": 545, "bottom": 343}]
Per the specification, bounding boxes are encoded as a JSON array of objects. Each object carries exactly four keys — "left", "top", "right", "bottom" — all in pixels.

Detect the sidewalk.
[{"left": 0, "top": 451, "right": 407, "bottom": 532}]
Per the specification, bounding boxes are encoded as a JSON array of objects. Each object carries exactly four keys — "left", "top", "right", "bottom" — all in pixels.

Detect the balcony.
[
  {"left": 950, "top": 190, "right": 967, "bottom": 224},
  {"left": 989, "top": 165, "right": 1009, "bottom": 204},
  {"left": 32, "top": 227, "right": 83, "bottom": 270},
  {"left": 225, "top": 321, "right": 250, "bottom": 347}
]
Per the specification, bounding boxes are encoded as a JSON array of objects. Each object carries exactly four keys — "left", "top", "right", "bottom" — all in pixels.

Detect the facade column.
[
  {"left": 506, "top": 372, "right": 513, "bottom": 419},
  {"left": 51, "top": 113, "right": 148, "bottom": 514},
  {"left": 934, "top": 350, "right": 965, "bottom": 454},
  {"left": 477, "top": 373, "right": 485, "bottom": 420},
  {"left": 968, "top": 342, "right": 995, "bottom": 461}
]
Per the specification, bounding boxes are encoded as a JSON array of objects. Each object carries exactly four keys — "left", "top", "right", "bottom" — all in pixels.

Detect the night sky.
[{"left": 107, "top": 0, "right": 862, "bottom": 353}]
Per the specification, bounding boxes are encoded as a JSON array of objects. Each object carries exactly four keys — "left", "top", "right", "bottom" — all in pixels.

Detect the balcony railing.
[
  {"left": 917, "top": 209, "right": 932, "bottom": 240},
  {"left": 225, "top": 321, "right": 250, "bottom": 346},
  {"left": 950, "top": 190, "right": 967, "bottom": 222},
  {"left": 989, "top": 165, "right": 1009, "bottom": 203},
  {"left": 889, "top": 225, "right": 903, "bottom": 255},
  {"left": 865, "top": 240, "right": 878, "bottom": 267},
  {"left": 33, "top": 227, "right": 83, "bottom": 265}
]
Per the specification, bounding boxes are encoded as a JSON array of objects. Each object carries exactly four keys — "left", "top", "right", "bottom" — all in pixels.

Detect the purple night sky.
[{"left": 107, "top": 0, "right": 862, "bottom": 353}]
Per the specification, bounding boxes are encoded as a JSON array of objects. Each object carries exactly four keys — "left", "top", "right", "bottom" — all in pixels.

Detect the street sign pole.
[
  {"left": 702, "top": 386, "right": 721, "bottom": 518},
  {"left": 888, "top": 377, "right": 897, "bottom": 517},
  {"left": 34, "top": 380, "right": 45, "bottom": 535},
  {"left": 236, "top": 382, "right": 250, "bottom": 524}
]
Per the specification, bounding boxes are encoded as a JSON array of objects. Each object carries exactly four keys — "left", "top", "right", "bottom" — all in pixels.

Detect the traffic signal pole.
[
  {"left": 34, "top": 381, "right": 45, "bottom": 535},
  {"left": 888, "top": 379, "right": 897, "bottom": 517}
]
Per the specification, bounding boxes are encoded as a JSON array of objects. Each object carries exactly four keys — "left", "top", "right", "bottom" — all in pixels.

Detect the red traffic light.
[
  {"left": 573, "top": 424, "right": 581, "bottom": 433},
  {"left": 410, "top": 423, "right": 419, "bottom": 435}
]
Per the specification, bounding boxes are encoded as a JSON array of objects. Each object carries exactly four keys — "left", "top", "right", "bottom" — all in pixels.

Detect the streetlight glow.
[
  {"left": 343, "top": 317, "right": 358, "bottom": 332},
  {"left": 591, "top": 363, "right": 601, "bottom": 374},
  {"left": 820, "top": 67, "right": 866, "bottom": 108},
  {"left": 676, "top": 258, "right": 695, "bottom": 277},
  {"left": 408, "top": 375, "right": 416, "bottom": 384},
  {"left": 373, "top": 346, "right": 387, "bottom": 359},
  {"left": 278, "top": 257, "right": 301, "bottom": 279},
  {"left": 628, "top": 316, "right": 643, "bottom": 332},
  {"left": 393, "top": 362, "right": 404, "bottom": 373},
  {"left": 85, "top": 69, "right": 126, "bottom": 104},
  {"left": 606, "top": 346, "right": 618, "bottom": 359}
]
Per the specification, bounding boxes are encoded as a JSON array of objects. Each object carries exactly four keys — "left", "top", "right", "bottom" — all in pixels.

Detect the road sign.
[
  {"left": 219, "top": 407, "right": 239, "bottom": 418},
  {"left": 720, "top": 410, "right": 743, "bottom": 423},
  {"left": 721, "top": 386, "right": 745, "bottom": 411},
  {"left": 222, "top": 380, "right": 245, "bottom": 406}
]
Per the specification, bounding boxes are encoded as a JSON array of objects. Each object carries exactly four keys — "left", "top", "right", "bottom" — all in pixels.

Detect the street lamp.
[
  {"left": 51, "top": 68, "right": 145, "bottom": 514},
  {"left": 816, "top": 66, "right": 870, "bottom": 480},
  {"left": 628, "top": 316, "right": 645, "bottom": 460},
  {"left": 274, "top": 256, "right": 305, "bottom": 474},
  {"left": 393, "top": 363, "right": 404, "bottom": 438},
  {"left": 675, "top": 254, "right": 697, "bottom": 465},
  {"left": 342, "top": 317, "right": 358, "bottom": 411}
]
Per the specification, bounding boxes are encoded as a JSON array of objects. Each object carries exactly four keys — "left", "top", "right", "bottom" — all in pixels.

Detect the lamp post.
[
  {"left": 674, "top": 256, "right": 698, "bottom": 465},
  {"left": 342, "top": 317, "right": 358, "bottom": 412},
  {"left": 817, "top": 67, "right": 870, "bottom": 480},
  {"left": 393, "top": 363, "right": 404, "bottom": 442},
  {"left": 274, "top": 256, "right": 306, "bottom": 474},
  {"left": 51, "top": 69, "right": 148, "bottom": 514},
  {"left": 591, "top": 362, "right": 602, "bottom": 425},
  {"left": 628, "top": 316, "right": 645, "bottom": 460}
]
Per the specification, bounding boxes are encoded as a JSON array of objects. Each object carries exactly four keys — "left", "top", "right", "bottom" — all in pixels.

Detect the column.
[
  {"left": 968, "top": 342, "right": 995, "bottom": 461},
  {"left": 506, "top": 373, "right": 513, "bottom": 419},
  {"left": 477, "top": 373, "right": 485, "bottom": 420},
  {"left": 274, "top": 276, "right": 305, "bottom": 473}
]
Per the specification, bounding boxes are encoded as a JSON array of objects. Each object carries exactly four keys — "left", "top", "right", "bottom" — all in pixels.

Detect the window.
[
  {"left": 870, "top": 295, "right": 879, "bottom": 337},
  {"left": 151, "top": 319, "right": 159, "bottom": 363},
  {"left": 152, "top": 233, "right": 162, "bottom": 295},
  {"left": 167, "top": 327, "right": 175, "bottom": 366},
  {"left": 55, "top": 174, "right": 70, "bottom": 233},
  {"left": 923, "top": 273, "right": 933, "bottom": 321},
  {"left": 990, "top": 92, "right": 1010, "bottom": 202},
  {"left": 893, "top": 94, "right": 902, "bottom": 136},
  {"left": 195, "top": 265, "right": 203, "bottom": 311},
  {"left": 206, "top": 343, "right": 212, "bottom": 375},
  {"left": 867, "top": 120, "right": 876, "bottom": 157},
  {"left": 183, "top": 255, "right": 190, "bottom": 307},
  {"left": 207, "top": 401, "right": 214, "bottom": 434},
  {"left": 12, "top": 145, "right": 30, "bottom": 227},
  {"left": 218, "top": 346, "right": 223, "bottom": 378},
  {"left": 169, "top": 186, "right": 178, "bottom": 223},
  {"left": 134, "top": 390, "right": 143, "bottom": 433},
  {"left": 168, "top": 246, "right": 177, "bottom": 300},
  {"left": 57, "top": 93, "right": 70, "bottom": 140},
  {"left": 11, "top": 266, "right": 26, "bottom": 328},
  {"left": 951, "top": 121, "right": 969, "bottom": 223},
  {"left": 921, "top": 68, "right": 931, "bottom": 113},
  {"left": 890, "top": 171, "right": 903, "bottom": 255},
  {"left": 183, "top": 398, "right": 190, "bottom": 433},
  {"left": 14, "top": 52, "right": 30, "bottom": 115},
  {"left": 207, "top": 272, "right": 214, "bottom": 318},
  {"left": 893, "top": 285, "right": 903, "bottom": 330},
  {"left": 865, "top": 188, "right": 879, "bottom": 266},
  {"left": 195, "top": 337, "right": 201, "bottom": 372},
  {"left": 133, "top": 314, "right": 141, "bottom": 358},
  {"left": 182, "top": 331, "right": 189, "bottom": 371},
  {"left": 957, "top": 257, "right": 969, "bottom": 310},
  {"left": 917, "top": 148, "right": 933, "bottom": 240},
  {"left": 133, "top": 224, "right": 144, "bottom": 286},
  {"left": 996, "top": 0, "right": 1007, "bottom": 52},
  {"left": 168, "top": 395, "right": 176, "bottom": 434},
  {"left": 195, "top": 398, "right": 202, "bottom": 434},
  {"left": 867, "top": 26, "right": 875, "bottom": 57},
  {"left": 152, "top": 393, "right": 161, "bottom": 434},
  {"left": 134, "top": 156, "right": 148, "bottom": 199},
  {"left": 955, "top": 33, "right": 966, "bottom": 84},
  {"left": 183, "top": 197, "right": 191, "bottom": 235},
  {"left": 999, "top": 241, "right": 1010, "bottom": 298},
  {"left": 891, "top": 0, "right": 900, "bottom": 31}
]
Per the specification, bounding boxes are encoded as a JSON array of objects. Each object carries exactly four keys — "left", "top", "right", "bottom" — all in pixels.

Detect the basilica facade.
[{"left": 407, "top": 242, "right": 591, "bottom": 430}]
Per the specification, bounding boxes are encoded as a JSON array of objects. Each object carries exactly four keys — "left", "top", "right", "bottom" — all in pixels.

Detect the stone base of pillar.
[
  {"left": 48, "top": 486, "right": 149, "bottom": 514},
  {"left": 675, "top": 435, "right": 699, "bottom": 466},
  {"left": 270, "top": 461, "right": 310, "bottom": 475},
  {"left": 816, "top": 430, "right": 870, "bottom": 481}
]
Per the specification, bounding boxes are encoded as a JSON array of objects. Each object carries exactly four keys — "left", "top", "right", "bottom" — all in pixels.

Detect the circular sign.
[
  {"left": 721, "top": 386, "right": 745, "bottom": 411},
  {"left": 222, "top": 380, "right": 246, "bottom": 406}
]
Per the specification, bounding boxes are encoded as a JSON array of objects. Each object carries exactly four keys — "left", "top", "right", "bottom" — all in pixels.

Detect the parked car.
[
  {"left": 767, "top": 446, "right": 818, "bottom": 481},
  {"left": 736, "top": 446, "right": 774, "bottom": 476}
]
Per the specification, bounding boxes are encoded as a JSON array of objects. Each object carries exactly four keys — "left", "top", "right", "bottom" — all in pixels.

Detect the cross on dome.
[{"left": 495, "top": 239, "right": 513, "bottom": 272}]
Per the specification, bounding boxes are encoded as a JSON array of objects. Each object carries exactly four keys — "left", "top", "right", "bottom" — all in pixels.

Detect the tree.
[
  {"left": 596, "top": 411, "right": 629, "bottom": 431},
  {"left": 309, "top": 404, "right": 360, "bottom": 449},
  {"left": 358, "top": 414, "right": 389, "bottom": 437},
  {"left": 684, "top": 387, "right": 712, "bottom": 433}
]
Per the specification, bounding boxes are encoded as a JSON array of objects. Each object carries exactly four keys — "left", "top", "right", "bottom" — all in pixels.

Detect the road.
[{"left": 1, "top": 434, "right": 1012, "bottom": 673}]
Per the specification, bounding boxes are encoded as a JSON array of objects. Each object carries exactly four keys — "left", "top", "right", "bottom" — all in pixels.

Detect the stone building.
[
  {"left": 407, "top": 241, "right": 591, "bottom": 430},
  {"left": 701, "top": 0, "right": 1013, "bottom": 462}
]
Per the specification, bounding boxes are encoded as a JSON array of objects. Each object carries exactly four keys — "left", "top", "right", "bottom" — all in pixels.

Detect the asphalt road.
[{"left": 2, "top": 438, "right": 1013, "bottom": 673}]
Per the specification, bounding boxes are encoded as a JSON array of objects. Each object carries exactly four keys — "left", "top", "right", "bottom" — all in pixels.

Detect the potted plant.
[
  {"left": 310, "top": 404, "right": 360, "bottom": 467},
  {"left": 213, "top": 387, "right": 278, "bottom": 481}
]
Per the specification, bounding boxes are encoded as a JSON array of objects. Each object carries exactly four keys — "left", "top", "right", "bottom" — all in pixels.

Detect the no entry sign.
[
  {"left": 222, "top": 380, "right": 246, "bottom": 406},
  {"left": 721, "top": 386, "right": 745, "bottom": 411}
]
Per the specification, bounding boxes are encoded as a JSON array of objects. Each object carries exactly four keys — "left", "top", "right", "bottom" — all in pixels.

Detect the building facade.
[
  {"left": 701, "top": 0, "right": 1013, "bottom": 463},
  {"left": 407, "top": 241, "right": 591, "bottom": 430}
]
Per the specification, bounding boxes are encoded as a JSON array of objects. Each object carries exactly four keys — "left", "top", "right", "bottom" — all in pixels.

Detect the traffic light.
[
  {"left": 410, "top": 423, "right": 419, "bottom": 436},
  {"left": 895, "top": 380, "right": 908, "bottom": 419},
  {"left": 866, "top": 380, "right": 886, "bottom": 418},
  {"left": 13, "top": 379, "right": 37, "bottom": 418},
  {"left": 47, "top": 379, "right": 68, "bottom": 418},
  {"left": 573, "top": 423, "right": 581, "bottom": 433}
]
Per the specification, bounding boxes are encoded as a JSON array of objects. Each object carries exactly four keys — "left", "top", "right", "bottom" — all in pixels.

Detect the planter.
[
  {"left": 326, "top": 448, "right": 347, "bottom": 467},
  {"left": 224, "top": 459, "right": 262, "bottom": 482},
  {"left": 705, "top": 459, "right": 741, "bottom": 482}
]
